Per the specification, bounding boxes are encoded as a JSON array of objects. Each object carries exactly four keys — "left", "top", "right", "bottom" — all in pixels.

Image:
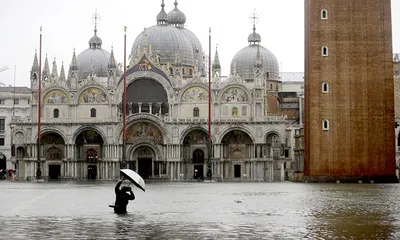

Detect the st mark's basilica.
[{"left": 10, "top": 1, "right": 292, "bottom": 181}]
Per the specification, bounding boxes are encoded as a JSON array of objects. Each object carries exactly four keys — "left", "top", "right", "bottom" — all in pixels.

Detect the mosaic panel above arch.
[
  {"left": 221, "top": 130, "right": 253, "bottom": 144},
  {"left": 78, "top": 87, "right": 108, "bottom": 104},
  {"left": 44, "top": 90, "right": 69, "bottom": 104},
  {"left": 183, "top": 129, "right": 207, "bottom": 144},
  {"left": 181, "top": 86, "right": 208, "bottom": 103},
  {"left": 221, "top": 87, "right": 249, "bottom": 103},
  {"left": 127, "top": 122, "right": 163, "bottom": 144}
]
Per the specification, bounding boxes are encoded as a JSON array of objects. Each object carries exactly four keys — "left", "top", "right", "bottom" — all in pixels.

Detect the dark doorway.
[
  {"left": 87, "top": 165, "right": 97, "bottom": 180},
  {"left": 0, "top": 154, "right": 6, "bottom": 170},
  {"left": 138, "top": 158, "right": 152, "bottom": 179},
  {"left": 234, "top": 164, "right": 241, "bottom": 178},
  {"left": 194, "top": 165, "right": 204, "bottom": 179},
  {"left": 49, "top": 165, "right": 61, "bottom": 180}
]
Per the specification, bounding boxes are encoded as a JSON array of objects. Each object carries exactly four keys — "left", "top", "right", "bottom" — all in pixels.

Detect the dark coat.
[{"left": 114, "top": 181, "right": 135, "bottom": 214}]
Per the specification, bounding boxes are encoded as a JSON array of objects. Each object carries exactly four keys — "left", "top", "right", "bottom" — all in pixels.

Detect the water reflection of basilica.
[{"left": 10, "top": 1, "right": 292, "bottom": 181}]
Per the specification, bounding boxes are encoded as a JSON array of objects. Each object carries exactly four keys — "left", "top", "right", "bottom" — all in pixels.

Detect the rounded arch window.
[
  {"left": 90, "top": 108, "right": 96, "bottom": 118},
  {"left": 322, "top": 82, "right": 329, "bottom": 93},
  {"left": 193, "top": 107, "right": 199, "bottom": 117},
  {"left": 322, "top": 119, "right": 330, "bottom": 131},
  {"left": 322, "top": 46, "right": 329, "bottom": 56},
  {"left": 321, "top": 9, "right": 328, "bottom": 19},
  {"left": 53, "top": 109, "right": 59, "bottom": 118}
]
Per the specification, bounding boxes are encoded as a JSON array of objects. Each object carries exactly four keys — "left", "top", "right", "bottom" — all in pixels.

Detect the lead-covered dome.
[
  {"left": 230, "top": 26, "right": 279, "bottom": 81},
  {"left": 77, "top": 29, "right": 112, "bottom": 78},
  {"left": 131, "top": 1, "right": 198, "bottom": 67},
  {"left": 167, "top": 0, "right": 186, "bottom": 27}
]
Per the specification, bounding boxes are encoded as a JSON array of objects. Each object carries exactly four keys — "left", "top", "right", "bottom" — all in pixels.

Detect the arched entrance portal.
[
  {"left": 41, "top": 132, "right": 65, "bottom": 180},
  {"left": 182, "top": 129, "right": 208, "bottom": 180},
  {"left": 133, "top": 146, "right": 155, "bottom": 179},
  {"left": 75, "top": 129, "right": 104, "bottom": 180},
  {"left": 221, "top": 130, "right": 253, "bottom": 179},
  {"left": 193, "top": 149, "right": 204, "bottom": 179}
]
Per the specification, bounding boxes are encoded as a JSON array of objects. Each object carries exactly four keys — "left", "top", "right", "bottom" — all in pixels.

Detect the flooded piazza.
[{"left": 0, "top": 181, "right": 400, "bottom": 239}]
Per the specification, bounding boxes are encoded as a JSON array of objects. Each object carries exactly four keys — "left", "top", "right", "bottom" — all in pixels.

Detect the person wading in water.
[{"left": 114, "top": 178, "right": 135, "bottom": 214}]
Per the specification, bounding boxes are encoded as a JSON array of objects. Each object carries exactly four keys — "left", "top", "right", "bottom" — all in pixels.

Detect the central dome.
[
  {"left": 131, "top": 25, "right": 194, "bottom": 66},
  {"left": 131, "top": 1, "right": 203, "bottom": 68}
]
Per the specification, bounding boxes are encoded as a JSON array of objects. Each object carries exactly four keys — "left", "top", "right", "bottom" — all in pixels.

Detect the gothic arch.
[
  {"left": 218, "top": 84, "right": 251, "bottom": 103},
  {"left": 179, "top": 83, "right": 210, "bottom": 103},
  {"left": 72, "top": 126, "right": 107, "bottom": 145},
  {"left": 217, "top": 126, "right": 255, "bottom": 144},
  {"left": 42, "top": 87, "right": 70, "bottom": 104},
  {"left": 76, "top": 85, "right": 110, "bottom": 105}
]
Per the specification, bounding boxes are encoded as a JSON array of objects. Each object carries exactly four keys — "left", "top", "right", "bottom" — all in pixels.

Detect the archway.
[
  {"left": 221, "top": 130, "right": 253, "bottom": 159},
  {"left": 133, "top": 146, "right": 155, "bottom": 179},
  {"left": 75, "top": 129, "right": 104, "bottom": 180},
  {"left": 193, "top": 149, "right": 205, "bottom": 179},
  {"left": 41, "top": 132, "right": 65, "bottom": 180},
  {"left": 123, "top": 78, "right": 169, "bottom": 115},
  {"left": 182, "top": 129, "right": 208, "bottom": 180},
  {"left": 0, "top": 153, "right": 6, "bottom": 170},
  {"left": 265, "top": 133, "right": 281, "bottom": 158}
]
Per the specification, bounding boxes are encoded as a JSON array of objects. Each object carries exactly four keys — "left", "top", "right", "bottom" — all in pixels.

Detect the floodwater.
[{"left": 0, "top": 181, "right": 400, "bottom": 240}]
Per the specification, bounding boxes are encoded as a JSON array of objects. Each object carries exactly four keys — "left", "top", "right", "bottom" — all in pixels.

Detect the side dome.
[
  {"left": 77, "top": 49, "right": 111, "bottom": 79},
  {"left": 131, "top": 25, "right": 195, "bottom": 67},
  {"left": 230, "top": 26, "right": 279, "bottom": 81},
  {"left": 76, "top": 29, "right": 112, "bottom": 79}
]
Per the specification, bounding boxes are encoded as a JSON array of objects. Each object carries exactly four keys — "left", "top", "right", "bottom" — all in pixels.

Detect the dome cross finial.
[
  {"left": 92, "top": 9, "right": 101, "bottom": 35},
  {"left": 174, "top": 0, "right": 178, "bottom": 8},
  {"left": 249, "top": 9, "right": 259, "bottom": 33}
]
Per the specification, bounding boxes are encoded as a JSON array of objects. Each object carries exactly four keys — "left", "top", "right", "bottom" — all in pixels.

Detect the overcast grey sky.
[{"left": 0, "top": 0, "right": 399, "bottom": 87}]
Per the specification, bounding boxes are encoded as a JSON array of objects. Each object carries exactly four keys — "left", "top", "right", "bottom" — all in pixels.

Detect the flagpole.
[
  {"left": 207, "top": 27, "right": 212, "bottom": 180},
  {"left": 36, "top": 26, "right": 42, "bottom": 180},
  {"left": 122, "top": 26, "right": 127, "bottom": 169}
]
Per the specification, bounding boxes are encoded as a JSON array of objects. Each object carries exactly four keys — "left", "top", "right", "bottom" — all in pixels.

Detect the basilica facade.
[{"left": 10, "top": 1, "right": 292, "bottom": 182}]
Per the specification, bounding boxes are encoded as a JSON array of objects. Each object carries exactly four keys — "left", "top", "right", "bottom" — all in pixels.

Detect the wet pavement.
[{"left": 0, "top": 181, "right": 400, "bottom": 240}]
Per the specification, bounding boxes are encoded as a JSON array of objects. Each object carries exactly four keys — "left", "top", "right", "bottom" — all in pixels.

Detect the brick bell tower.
[{"left": 304, "top": 0, "right": 398, "bottom": 183}]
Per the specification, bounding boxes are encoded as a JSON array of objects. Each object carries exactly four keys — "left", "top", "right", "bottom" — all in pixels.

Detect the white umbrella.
[{"left": 120, "top": 169, "right": 146, "bottom": 192}]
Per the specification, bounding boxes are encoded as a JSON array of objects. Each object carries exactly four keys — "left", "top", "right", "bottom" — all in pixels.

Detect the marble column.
[
  {"left": 280, "top": 162, "right": 285, "bottom": 182},
  {"left": 139, "top": 103, "right": 142, "bottom": 113}
]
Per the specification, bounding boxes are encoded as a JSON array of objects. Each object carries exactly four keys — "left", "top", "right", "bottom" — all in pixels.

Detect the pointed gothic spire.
[
  {"left": 212, "top": 45, "right": 221, "bottom": 70},
  {"left": 108, "top": 46, "right": 117, "bottom": 69},
  {"left": 42, "top": 54, "right": 50, "bottom": 77},
  {"left": 31, "top": 50, "right": 39, "bottom": 72},
  {"left": 59, "top": 62, "right": 66, "bottom": 81},
  {"left": 69, "top": 49, "right": 78, "bottom": 71},
  {"left": 255, "top": 45, "right": 263, "bottom": 67},
  {"left": 51, "top": 57, "right": 58, "bottom": 78}
]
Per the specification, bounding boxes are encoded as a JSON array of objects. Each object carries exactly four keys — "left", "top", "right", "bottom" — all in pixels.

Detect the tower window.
[
  {"left": 193, "top": 107, "right": 199, "bottom": 117},
  {"left": 322, "top": 119, "right": 329, "bottom": 131},
  {"left": 322, "top": 46, "right": 329, "bottom": 56},
  {"left": 90, "top": 108, "right": 96, "bottom": 118},
  {"left": 321, "top": 9, "right": 328, "bottom": 19},
  {"left": 53, "top": 109, "right": 59, "bottom": 118},
  {"left": 33, "top": 72, "right": 37, "bottom": 80},
  {"left": 322, "top": 82, "right": 329, "bottom": 93}
]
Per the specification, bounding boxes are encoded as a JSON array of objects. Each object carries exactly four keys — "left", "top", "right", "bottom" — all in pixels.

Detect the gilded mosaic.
[
  {"left": 44, "top": 90, "right": 68, "bottom": 104},
  {"left": 221, "top": 130, "right": 252, "bottom": 144},
  {"left": 127, "top": 122, "right": 163, "bottom": 143},
  {"left": 183, "top": 130, "right": 207, "bottom": 144},
  {"left": 78, "top": 88, "right": 108, "bottom": 104},
  {"left": 181, "top": 86, "right": 208, "bottom": 103},
  {"left": 221, "top": 88, "right": 248, "bottom": 103}
]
